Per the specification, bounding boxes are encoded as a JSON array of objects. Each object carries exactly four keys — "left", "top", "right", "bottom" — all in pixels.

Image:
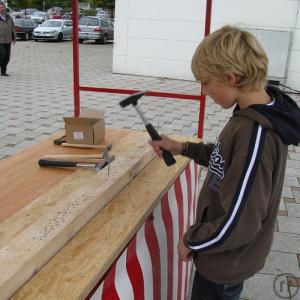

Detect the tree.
[
  {"left": 10, "top": 0, "right": 72, "bottom": 10},
  {"left": 93, "top": 0, "right": 115, "bottom": 11},
  {"left": 10, "top": 0, "right": 114, "bottom": 12}
]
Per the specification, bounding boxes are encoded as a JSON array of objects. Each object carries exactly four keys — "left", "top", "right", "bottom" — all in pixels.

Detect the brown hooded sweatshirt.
[{"left": 182, "top": 86, "right": 300, "bottom": 284}]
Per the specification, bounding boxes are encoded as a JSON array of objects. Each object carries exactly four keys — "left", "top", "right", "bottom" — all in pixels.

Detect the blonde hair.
[{"left": 191, "top": 25, "right": 268, "bottom": 91}]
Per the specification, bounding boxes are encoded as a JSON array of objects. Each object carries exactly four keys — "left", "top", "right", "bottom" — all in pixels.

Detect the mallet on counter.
[
  {"left": 39, "top": 149, "right": 115, "bottom": 172},
  {"left": 41, "top": 154, "right": 104, "bottom": 164},
  {"left": 119, "top": 91, "right": 176, "bottom": 166}
]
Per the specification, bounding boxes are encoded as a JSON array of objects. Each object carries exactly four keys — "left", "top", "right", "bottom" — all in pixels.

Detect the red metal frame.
[{"left": 72, "top": 0, "right": 212, "bottom": 138}]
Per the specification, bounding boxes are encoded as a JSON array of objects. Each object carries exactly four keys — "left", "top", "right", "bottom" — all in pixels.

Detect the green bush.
[{"left": 83, "top": 9, "right": 96, "bottom": 16}]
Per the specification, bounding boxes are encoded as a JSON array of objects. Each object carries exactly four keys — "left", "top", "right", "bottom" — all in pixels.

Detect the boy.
[{"left": 149, "top": 25, "right": 300, "bottom": 299}]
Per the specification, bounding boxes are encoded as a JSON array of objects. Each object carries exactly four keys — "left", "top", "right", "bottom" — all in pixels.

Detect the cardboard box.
[{"left": 64, "top": 109, "right": 105, "bottom": 145}]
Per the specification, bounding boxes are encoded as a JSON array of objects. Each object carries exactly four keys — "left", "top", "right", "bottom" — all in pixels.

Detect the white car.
[
  {"left": 30, "top": 11, "right": 48, "bottom": 24},
  {"left": 33, "top": 19, "right": 73, "bottom": 41},
  {"left": 96, "top": 10, "right": 109, "bottom": 18}
]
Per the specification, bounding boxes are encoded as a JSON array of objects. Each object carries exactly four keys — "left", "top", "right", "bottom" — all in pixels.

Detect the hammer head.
[{"left": 119, "top": 91, "right": 146, "bottom": 108}]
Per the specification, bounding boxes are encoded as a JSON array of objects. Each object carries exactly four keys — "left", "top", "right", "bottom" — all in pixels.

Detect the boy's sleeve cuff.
[{"left": 181, "top": 141, "right": 190, "bottom": 156}]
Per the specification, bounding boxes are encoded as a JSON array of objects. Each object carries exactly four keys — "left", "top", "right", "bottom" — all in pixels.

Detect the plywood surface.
[
  {"left": 0, "top": 130, "right": 159, "bottom": 300},
  {"left": 0, "top": 129, "right": 198, "bottom": 300},
  {"left": 0, "top": 128, "right": 129, "bottom": 223},
  {"left": 12, "top": 149, "right": 191, "bottom": 300}
]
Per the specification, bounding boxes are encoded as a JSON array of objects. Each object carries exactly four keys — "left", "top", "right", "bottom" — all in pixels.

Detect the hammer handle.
[
  {"left": 43, "top": 154, "right": 103, "bottom": 159},
  {"left": 42, "top": 157, "right": 103, "bottom": 164},
  {"left": 145, "top": 124, "right": 176, "bottom": 166},
  {"left": 61, "top": 143, "right": 111, "bottom": 149},
  {"left": 39, "top": 159, "right": 97, "bottom": 168},
  {"left": 39, "top": 159, "right": 78, "bottom": 168}
]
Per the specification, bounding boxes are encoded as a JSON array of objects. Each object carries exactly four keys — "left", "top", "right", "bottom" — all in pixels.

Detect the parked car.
[
  {"left": 6, "top": 6, "right": 12, "bottom": 14},
  {"left": 63, "top": 12, "right": 83, "bottom": 20},
  {"left": 11, "top": 11, "right": 26, "bottom": 19},
  {"left": 30, "top": 11, "right": 48, "bottom": 24},
  {"left": 33, "top": 19, "right": 73, "bottom": 41},
  {"left": 47, "top": 7, "right": 63, "bottom": 19},
  {"left": 14, "top": 18, "right": 37, "bottom": 40},
  {"left": 78, "top": 16, "right": 113, "bottom": 44},
  {"left": 96, "top": 10, "right": 109, "bottom": 18},
  {"left": 20, "top": 8, "right": 38, "bottom": 18},
  {"left": 49, "top": 12, "right": 63, "bottom": 19}
]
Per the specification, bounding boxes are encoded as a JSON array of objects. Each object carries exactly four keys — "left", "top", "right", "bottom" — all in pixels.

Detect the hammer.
[
  {"left": 38, "top": 149, "right": 115, "bottom": 172},
  {"left": 119, "top": 91, "right": 176, "bottom": 166}
]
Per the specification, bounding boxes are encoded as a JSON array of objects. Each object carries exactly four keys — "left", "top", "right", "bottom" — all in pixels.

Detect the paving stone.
[
  {"left": 285, "top": 197, "right": 296, "bottom": 204},
  {"left": 293, "top": 190, "right": 300, "bottom": 204},
  {"left": 290, "top": 287, "right": 300, "bottom": 299},
  {"left": 282, "top": 186, "right": 294, "bottom": 198},
  {"left": 271, "top": 232, "right": 300, "bottom": 253},
  {"left": 286, "top": 168, "right": 300, "bottom": 177},
  {"left": 287, "top": 160, "right": 300, "bottom": 169},
  {"left": 0, "top": 146, "right": 21, "bottom": 156},
  {"left": 279, "top": 197, "right": 287, "bottom": 211},
  {"left": 261, "top": 251, "right": 300, "bottom": 277},
  {"left": 284, "top": 176, "right": 300, "bottom": 187},
  {"left": 1, "top": 127, "right": 25, "bottom": 135},
  {"left": 278, "top": 216, "right": 300, "bottom": 234},
  {"left": 241, "top": 273, "right": 288, "bottom": 300},
  {"left": 290, "top": 153, "right": 300, "bottom": 160},
  {"left": 286, "top": 203, "right": 300, "bottom": 218}
]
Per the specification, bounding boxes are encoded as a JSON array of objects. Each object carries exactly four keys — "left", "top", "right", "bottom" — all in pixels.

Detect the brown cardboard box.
[{"left": 64, "top": 109, "right": 105, "bottom": 145}]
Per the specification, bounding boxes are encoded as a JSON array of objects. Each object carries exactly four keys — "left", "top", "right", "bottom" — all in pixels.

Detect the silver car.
[
  {"left": 33, "top": 19, "right": 73, "bottom": 41},
  {"left": 78, "top": 16, "right": 113, "bottom": 44},
  {"left": 30, "top": 11, "right": 48, "bottom": 24}
]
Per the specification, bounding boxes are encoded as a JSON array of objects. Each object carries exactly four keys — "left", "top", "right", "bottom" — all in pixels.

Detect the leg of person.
[
  {"left": 1, "top": 43, "right": 11, "bottom": 76},
  {"left": 0, "top": 43, "right": 5, "bottom": 74},
  {"left": 191, "top": 270, "right": 219, "bottom": 300},
  {"left": 215, "top": 282, "right": 244, "bottom": 300},
  {"left": 191, "top": 269, "right": 244, "bottom": 300}
]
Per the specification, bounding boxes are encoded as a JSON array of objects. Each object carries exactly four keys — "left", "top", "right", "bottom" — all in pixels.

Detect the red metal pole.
[
  {"left": 72, "top": 0, "right": 80, "bottom": 117},
  {"left": 197, "top": 0, "right": 212, "bottom": 138},
  {"left": 79, "top": 86, "right": 201, "bottom": 101},
  {"left": 204, "top": 0, "right": 212, "bottom": 36}
]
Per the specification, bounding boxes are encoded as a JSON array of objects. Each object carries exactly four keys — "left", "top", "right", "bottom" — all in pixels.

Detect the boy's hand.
[
  {"left": 148, "top": 135, "right": 182, "bottom": 158},
  {"left": 177, "top": 237, "right": 193, "bottom": 262}
]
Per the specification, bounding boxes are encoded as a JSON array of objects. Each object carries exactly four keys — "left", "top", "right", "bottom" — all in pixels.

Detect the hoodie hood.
[{"left": 234, "top": 85, "right": 300, "bottom": 146}]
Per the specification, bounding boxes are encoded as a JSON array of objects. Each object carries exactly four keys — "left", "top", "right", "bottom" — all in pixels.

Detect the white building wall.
[{"left": 113, "top": 0, "right": 300, "bottom": 90}]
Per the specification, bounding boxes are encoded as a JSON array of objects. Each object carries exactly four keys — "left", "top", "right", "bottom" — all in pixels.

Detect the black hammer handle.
[
  {"left": 39, "top": 159, "right": 77, "bottom": 168},
  {"left": 145, "top": 124, "right": 176, "bottom": 166}
]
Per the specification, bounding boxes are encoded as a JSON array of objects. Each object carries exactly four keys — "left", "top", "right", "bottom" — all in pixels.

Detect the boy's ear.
[{"left": 224, "top": 71, "right": 237, "bottom": 86}]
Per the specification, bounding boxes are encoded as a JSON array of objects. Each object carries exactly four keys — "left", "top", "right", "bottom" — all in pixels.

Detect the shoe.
[{"left": 1, "top": 73, "right": 9, "bottom": 76}]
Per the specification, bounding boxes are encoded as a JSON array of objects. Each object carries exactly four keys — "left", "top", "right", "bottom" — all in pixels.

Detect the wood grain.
[
  {"left": 12, "top": 151, "right": 191, "bottom": 300},
  {"left": 1, "top": 130, "right": 199, "bottom": 300},
  {"left": 0, "top": 128, "right": 129, "bottom": 223}
]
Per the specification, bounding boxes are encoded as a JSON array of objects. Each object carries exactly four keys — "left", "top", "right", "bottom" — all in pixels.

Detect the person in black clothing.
[{"left": 0, "top": 1, "right": 16, "bottom": 76}]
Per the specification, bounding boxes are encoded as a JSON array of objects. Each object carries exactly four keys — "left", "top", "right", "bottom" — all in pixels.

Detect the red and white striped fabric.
[{"left": 88, "top": 161, "right": 201, "bottom": 300}]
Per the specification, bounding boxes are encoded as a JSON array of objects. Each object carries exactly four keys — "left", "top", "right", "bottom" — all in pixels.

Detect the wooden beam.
[
  {"left": 0, "top": 132, "right": 156, "bottom": 299},
  {"left": 0, "top": 128, "right": 129, "bottom": 223}
]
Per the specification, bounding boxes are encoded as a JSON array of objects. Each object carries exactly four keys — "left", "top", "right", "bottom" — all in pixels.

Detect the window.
[
  {"left": 78, "top": 17, "right": 99, "bottom": 26},
  {"left": 64, "top": 21, "right": 72, "bottom": 27},
  {"left": 100, "top": 19, "right": 107, "bottom": 27}
]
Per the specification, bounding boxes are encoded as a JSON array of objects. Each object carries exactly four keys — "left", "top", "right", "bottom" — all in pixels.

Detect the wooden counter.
[{"left": 0, "top": 129, "right": 195, "bottom": 300}]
